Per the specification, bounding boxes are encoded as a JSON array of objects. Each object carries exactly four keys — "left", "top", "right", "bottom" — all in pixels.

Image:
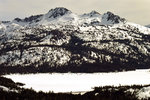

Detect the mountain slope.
[
  {"left": 0, "top": 7, "right": 150, "bottom": 73},
  {"left": 145, "top": 24, "right": 150, "bottom": 28}
]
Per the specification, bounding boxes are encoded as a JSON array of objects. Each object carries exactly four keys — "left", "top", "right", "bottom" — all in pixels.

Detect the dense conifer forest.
[{"left": 0, "top": 76, "right": 150, "bottom": 100}]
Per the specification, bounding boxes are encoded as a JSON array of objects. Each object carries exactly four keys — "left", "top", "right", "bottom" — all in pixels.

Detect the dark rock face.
[
  {"left": 14, "top": 18, "right": 22, "bottom": 22},
  {"left": 1, "top": 21, "right": 10, "bottom": 24},
  {"left": 23, "top": 15, "right": 43, "bottom": 22},
  {"left": 82, "top": 11, "right": 101, "bottom": 17},
  {"left": 48, "top": 7, "right": 71, "bottom": 18},
  {"left": 103, "top": 12, "right": 126, "bottom": 24},
  {"left": 14, "top": 15, "right": 43, "bottom": 23}
]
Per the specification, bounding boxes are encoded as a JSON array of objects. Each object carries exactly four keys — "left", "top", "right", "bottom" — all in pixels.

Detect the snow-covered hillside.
[{"left": 0, "top": 7, "right": 150, "bottom": 73}]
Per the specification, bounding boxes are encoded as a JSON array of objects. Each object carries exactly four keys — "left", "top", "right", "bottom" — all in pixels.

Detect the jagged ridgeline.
[{"left": 0, "top": 7, "right": 150, "bottom": 74}]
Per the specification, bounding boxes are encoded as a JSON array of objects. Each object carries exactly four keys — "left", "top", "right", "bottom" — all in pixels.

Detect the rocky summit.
[{"left": 0, "top": 7, "right": 150, "bottom": 74}]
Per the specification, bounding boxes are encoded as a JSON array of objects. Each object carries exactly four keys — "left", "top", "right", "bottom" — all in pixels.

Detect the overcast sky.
[{"left": 0, "top": 0, "right": 150, "bottom": 25}]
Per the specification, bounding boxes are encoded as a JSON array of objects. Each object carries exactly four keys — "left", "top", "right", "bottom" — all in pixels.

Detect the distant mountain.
[
  {"left": 9, "top": 7, "right": 126, "bottom": 26},
  {"left": 145, "top": 24, "right": 150, "bottom": 28},
  {"left": 0, "top": 7, "right": 150, "bottom": 74},
  {"left": 101, "top": 11, "right": 126, "bottom": 25}
]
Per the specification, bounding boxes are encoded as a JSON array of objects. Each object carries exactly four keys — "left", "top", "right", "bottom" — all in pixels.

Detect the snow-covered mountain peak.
[
  {"left": 14, "top": 14, "right": 43, "bottom": 23},
  {"left": 12, "top": 14, "right": 43, "bottom": 27},
  {"left": 82, "top": 10, "right": 101, "bottom": 17},
  {"left": 101, "top": 11, "right": 126, "bottom": 25},
  {"left": 1, "top": 7, "right": 150, "bottom": 73},
  {"left": 12, "top": 7, "right": 72, "bottom": 26},
  {"left": 9, "top": 7, "right": 129, "bottom": 27},
  {"left": 46, "top": 7, "right": 72, "bottom": 19},
  {"left": 89, "top": 10, "right": 101, "bottom": 16}
]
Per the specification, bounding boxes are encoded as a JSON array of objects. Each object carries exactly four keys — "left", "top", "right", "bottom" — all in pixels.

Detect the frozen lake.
[{"left": 4, "top": 69, "right": 150, "bottom": 93}]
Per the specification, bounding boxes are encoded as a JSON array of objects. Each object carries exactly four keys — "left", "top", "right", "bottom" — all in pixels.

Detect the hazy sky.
[{"left": 0, "top": 0, "right": 150, "bottom": 25}]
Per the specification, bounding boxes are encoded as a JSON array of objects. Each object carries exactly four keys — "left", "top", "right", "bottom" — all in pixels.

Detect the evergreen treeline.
[
  {"left": 0, "top": 76, "right": 150, "bottom": 100},
  {"left": 0, "top": 85, "right": 146, "bottom": 100},
  {"left": 0, "top": 63, "right": 137, "bottom": 75}
]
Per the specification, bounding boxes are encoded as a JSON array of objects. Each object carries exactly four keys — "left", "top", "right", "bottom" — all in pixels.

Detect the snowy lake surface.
[{"left": 4, "top": 69, "right": 150, "bottom": 93}]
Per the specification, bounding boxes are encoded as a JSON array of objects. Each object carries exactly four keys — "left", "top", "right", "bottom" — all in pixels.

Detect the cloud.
[{"left": 0, "top": 0, "right": 150, "bottom": 25}]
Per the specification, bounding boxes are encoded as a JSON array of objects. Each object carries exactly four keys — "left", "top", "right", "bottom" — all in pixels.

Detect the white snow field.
[{"left": 4, "top": 69, "right": 150, "bottom": 93}]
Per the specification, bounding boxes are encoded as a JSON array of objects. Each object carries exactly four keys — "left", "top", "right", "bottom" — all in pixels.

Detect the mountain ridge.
[
  {"left": 0, "top": 7, "right": 150, "bottom": 74},
  {"left": 4, "top": 7, "right": 126, "bottom": 27}
]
